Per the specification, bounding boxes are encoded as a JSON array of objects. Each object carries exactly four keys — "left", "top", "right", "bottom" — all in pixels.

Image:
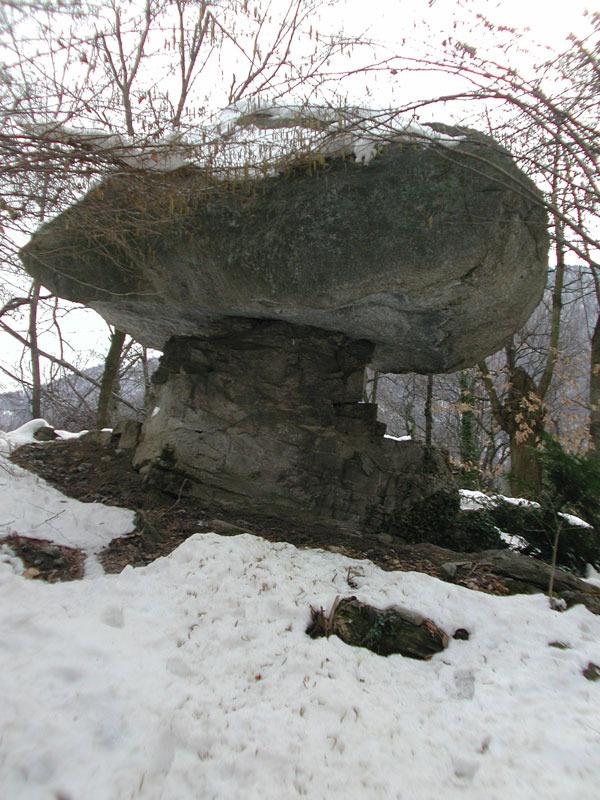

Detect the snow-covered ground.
[
  {"left": 1, "top": 422, "right": 600, "bottom": 800},
  {"left": 0, "top": 420, "right": 135, "bottom": 577}
]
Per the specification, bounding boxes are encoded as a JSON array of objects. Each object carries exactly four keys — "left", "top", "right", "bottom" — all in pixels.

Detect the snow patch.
[
  {"left": 459, "top": 489, "right": 592, "bottom": 529},
  {"left": 0, "top": 422, "right": 135, "bottom": 558},
  {"left": 0, "top": 532, "right": 599, "bottom": 799},
  {"left": 0, "top": 542, "right": 24, "bottom": 577},
  {"left": 584, "top": 564, "right": 600, "bottom": 587}
]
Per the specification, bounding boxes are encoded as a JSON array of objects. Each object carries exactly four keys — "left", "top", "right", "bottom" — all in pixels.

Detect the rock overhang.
[{"left": 20, "top": 131, "right": 549, "bottom": 373}]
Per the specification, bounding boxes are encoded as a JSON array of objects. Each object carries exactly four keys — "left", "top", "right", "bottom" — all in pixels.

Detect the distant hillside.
[{"left": 0, "top": 357, "right": 158, "bottom": 432}]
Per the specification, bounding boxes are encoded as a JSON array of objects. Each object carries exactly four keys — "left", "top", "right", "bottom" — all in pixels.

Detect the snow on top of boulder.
[
  {"left": 585, "top": 564, "right": 600, "bottom": 587},
  {"left": 26, "top": 102, "right": 465, "bottom": 175},
  {"left": 561, "top": 511, "right": 595, "bottom": 529},
  {"left": 0, "top": 418, "right": 54, "bottom": 453},
  {"left": 384, "top": 433, "right": 413, "bottom": 442},
  {"left": 220, "top": 100, "right": 465, "bottom": 164},
  {"left": 27, "top": 122, "right": 190, "bottom": 172},
  {"left": 0, "top": 419, "right": 87, "bottom": 454}
]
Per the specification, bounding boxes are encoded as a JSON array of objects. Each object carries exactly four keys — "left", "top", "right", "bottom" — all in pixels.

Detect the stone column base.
[{"left": 133, "top": 318, "right": 457, "bottom": 533}]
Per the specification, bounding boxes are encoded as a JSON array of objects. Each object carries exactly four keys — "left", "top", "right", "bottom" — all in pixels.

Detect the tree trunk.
[
  {"left": 28, "top": 281, "right": 42, "bottom": 419},
  {"left": 140, "top": 346, "right": 152, "bottom": 412},
  {"left": 590, "top": 313, "right": 600, "bottom": 460},
  {"left": 363, "top": 369, "right": 379, "bottom": 403},
  {"left": 505, "top": 366, "right": 544, "bottom": 498},
  {"left": 459, "top": 370, "right": 478, "bottom": 465},
  {"left": 479, "top": 360, "right": 545, "bottom": 498},
  {"left": 28, "top": 174, "right": 49, "bottom": 420},
  {"left": 424, "top": 375, "right": 433, "bottom": 447},
  {"left": 371, "top": 370, "right": 379, "bottom": 404},
  {"left": 96, "top": 329, "right": 126, "bottom": 429},
  {"left": 508, "top": 433, "right": 543, "bottom": 498}
]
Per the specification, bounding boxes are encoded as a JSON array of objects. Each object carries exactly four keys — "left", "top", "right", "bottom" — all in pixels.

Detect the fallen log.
[
  {"left": 396, "top": 544, "right": 600, "bottom": 614},
  {"left": 307, "top": 596, "right": 449, "bottom": 659}
]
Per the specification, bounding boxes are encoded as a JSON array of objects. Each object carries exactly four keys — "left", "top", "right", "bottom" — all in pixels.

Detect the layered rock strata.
[{"left": 134, "top": 318, "right": 456, "bottom": 528}]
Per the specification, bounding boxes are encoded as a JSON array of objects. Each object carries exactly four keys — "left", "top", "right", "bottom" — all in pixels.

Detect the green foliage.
[
  {"left": 398, "top": 504, "right": 507, "bottom": 552},
  {"left": 404, "top": 401, "right": 417, "bottom": 438},
  {"left": 531, "top": 435, "right": 600, "bottom": 579},
  {"left": 449, "top": 510, "right": 508, "bottom": 552},
  {"left": 458, "top": 437, "right": 600, "bottom": 576},
  {"left": 380, "top": 437, "right": 600, "bottom": 570},
  {"left": 388, "top": 488, "right": 508, "bottom": 552},
  {"left": 488, "top": 499, "right": 600, "bottom": 574},
  {"left": 537, "top": 435, "right": 600, "bottom": 527}
]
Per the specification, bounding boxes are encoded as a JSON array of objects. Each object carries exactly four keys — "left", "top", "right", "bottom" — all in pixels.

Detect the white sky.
[
  {"left": 469, "top": 0, "right": 595, "bottom": 45},
  {"left": 343, "top": 0, "right": 596, "bottom": 47}
]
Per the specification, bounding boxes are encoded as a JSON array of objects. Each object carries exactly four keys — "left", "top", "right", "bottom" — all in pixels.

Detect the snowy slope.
[
  {"left": 1, "top": 423, "right": 600, "bottom": 800},
  {"left": 0, "top": 420, "right": 135, "bottom": 577}
]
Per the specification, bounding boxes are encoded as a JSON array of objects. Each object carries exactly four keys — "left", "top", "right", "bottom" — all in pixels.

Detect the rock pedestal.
[
  {"left": 133, "top": 318, "right": 456, "bottom": 529},
  {"left": 19, "top": 122, "right": 549, "bottom": 530}
]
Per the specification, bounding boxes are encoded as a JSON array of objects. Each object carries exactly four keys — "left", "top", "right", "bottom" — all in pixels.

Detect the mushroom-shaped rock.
[
  {"left": 20, "top": 129, "right": 548, "bottom": 529},
  {"left": 21, "top": 131, "right": 548, "bottom": 374}
]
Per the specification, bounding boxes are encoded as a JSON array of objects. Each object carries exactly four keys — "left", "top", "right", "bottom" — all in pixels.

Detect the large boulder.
[
  {"left": 20, "top": 130, "right": 548, "bottom": 373},
  {"left": 19, "top": 127, "right": 549, "bottom": 530}
]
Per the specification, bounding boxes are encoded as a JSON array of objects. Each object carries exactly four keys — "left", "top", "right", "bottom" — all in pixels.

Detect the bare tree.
[
  {"left": 0, "top": 0, "right": 371, "bottom": 425},
  {"left": 364, "top": 8, "right": 600, "bottom": 488}
]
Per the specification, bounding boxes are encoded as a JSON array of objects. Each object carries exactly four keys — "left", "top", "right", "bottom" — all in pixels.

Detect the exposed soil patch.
[
  {"left": 9, "top": 436, "right": 600, "bottom": 615},
  {"left": 9, "top": 436, "right": 458, "bottom": 582},
  {"left": 3, "top": 534, "right": 85, "bottom": 582}
]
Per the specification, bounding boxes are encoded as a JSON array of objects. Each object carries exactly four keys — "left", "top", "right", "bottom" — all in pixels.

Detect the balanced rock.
[
  {"left": 21, "top": 129, "right": 548, "bottom": 374},
  {"left": 20, "top": 127, "right": 548, "bottom": 530}
]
